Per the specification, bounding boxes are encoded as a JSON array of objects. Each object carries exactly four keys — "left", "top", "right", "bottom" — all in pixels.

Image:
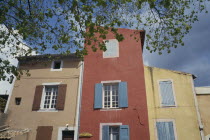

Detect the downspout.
[
  {"left": 75, "top": 61, "right": 84, "bottom": 140},
  {"left": 191, "top": 77, "right": 205, "bottom": 140}
]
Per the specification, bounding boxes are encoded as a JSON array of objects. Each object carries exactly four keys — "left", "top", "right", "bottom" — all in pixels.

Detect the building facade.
[
  {"left": 144, "top": 66, "right": 201, "bottom": 140},
  {"left": 3, "top": 55, "right": 82, "bottom": 140},
  {"left": 79, "top": 28, "right": 150, "bottom": 140},
  {"left": 196, "top": 86, "right": 210, "bottom": 140}
]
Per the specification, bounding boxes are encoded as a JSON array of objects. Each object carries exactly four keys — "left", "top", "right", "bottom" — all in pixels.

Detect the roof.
[
  {"left": 17, "top": 53, "right": 81, "bottom": 63},
  {"left": 195, "top": 87, "right": 210, "bottom": 95},
  {"left": 144, "top": 65, "right": 197, "bottom": 79}
]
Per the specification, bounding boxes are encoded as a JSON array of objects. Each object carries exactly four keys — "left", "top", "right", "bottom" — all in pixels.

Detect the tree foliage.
[{"left": 0, "top": 0, "right": 209, "bottom": 81}]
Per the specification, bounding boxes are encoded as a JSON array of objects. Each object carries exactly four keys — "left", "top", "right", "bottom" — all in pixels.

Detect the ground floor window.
[
  {"left": 62, "top": 130, "right": 74, "bottom": 140},
  {"left": 57, "top": 127, "right": 75, "bottom": 140},
  {"left": 101, "top": 123, "right": 129, "bottom": 140},
  {"left": 109, "top": 126, "right": 119, "bottom": 140}
]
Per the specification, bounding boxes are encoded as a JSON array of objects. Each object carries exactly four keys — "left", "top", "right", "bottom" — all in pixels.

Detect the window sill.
[
  {"left": 100, "top": 108, "right": 122, "bottom": 111},
  {"left": 161, "top": 105, "right": 177, "bottom": 108},
  {"left": 50, "top": 69, "right": 62, "bottom": 71},
  {"left": 37, "top": 109, "right": 58, "bottom": 112}
]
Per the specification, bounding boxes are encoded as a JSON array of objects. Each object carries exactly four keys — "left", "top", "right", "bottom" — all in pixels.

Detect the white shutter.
[{"left": 103, "top": 39, "right": 119, "bottom": 58}]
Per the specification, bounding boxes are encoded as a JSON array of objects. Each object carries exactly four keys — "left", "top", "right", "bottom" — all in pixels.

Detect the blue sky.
[{"left": 143, "top": 8, "right": 210, "bottom": 87}]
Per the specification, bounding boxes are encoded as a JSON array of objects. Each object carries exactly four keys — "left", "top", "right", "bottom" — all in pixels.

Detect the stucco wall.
[
  {"left": 6, "top": 58, "right": 81, "bottom": 140},
  {"left": 79, "top": 28, "right": 150, "bottom": 140},
  {"left": 197, "top": 94, "right": 210, "bottom": 137},
  {"left": 144, "top": 66, "right": 200, "bottom": 140}
]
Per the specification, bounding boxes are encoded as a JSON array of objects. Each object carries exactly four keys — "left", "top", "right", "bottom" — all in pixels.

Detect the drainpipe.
[
  {"left": 74, "top": 61, "right": 84, "bottom": 140},
  {"left": 191, "top": 77, "right": 205, "bottom": 140}
]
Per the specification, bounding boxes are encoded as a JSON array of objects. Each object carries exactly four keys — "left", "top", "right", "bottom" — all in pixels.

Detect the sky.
[{"left": 143, "top": 8, "right": 210, "bottom": 87}]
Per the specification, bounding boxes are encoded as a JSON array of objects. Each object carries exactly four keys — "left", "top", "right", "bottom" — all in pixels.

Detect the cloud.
[{"left": 143, "top": 9, "right": 210, "bottom": 87}]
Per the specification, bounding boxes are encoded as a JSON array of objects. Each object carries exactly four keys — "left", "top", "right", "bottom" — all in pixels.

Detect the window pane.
[
  {"left": 53, "top": 61, "right": 61, "bottom": 69},
  {"left": 156, "top": 121, "right": 175, "bottom": 140},
  {"left": 103, "top": 84, "right": 119, "bottom": 108},
  {"left": 43, "top": 86, "right": 58, "bottom": 109},
  {"left": 109, "top": 126, "right": 119, "bottom": 140},
  {"left": 159, "top": 81, "right": 175, "bottom": 106}
]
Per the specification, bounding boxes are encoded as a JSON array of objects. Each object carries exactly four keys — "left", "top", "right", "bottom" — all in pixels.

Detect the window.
[
  {"left": 15, "top": 97, "right": 22, "bottom": 105},
  {"left": 156, "top": 120, "right": 176, "bottom": 140},
  {"left": 51, "top": 60, "right": 63, "bottom": 71},
  {"left": 109, "top": 126, "right": 119, "bottom": 140},
  {"left": 32, "top": 84, "right": 67, "bottom": 111},
  {"left": 103, "top": 39, "right": 119, "bottom": 58},
  {"left": 57, "top": 127, "right": 75, "bottom": 140},
  {"left": 103, "top": 84, "right": 119, "bottom": 108},
  {"left": 9, "top": 75, "right": 14, "bottom": 84},
  {"left": 159, "top": 80, "right": 176, "bottom": 107},
  {"left": 62, "top": 130, "right": 74, "bottom": 140},
  {"left": 94, "top": 82, "right": 128, "bottom": 109},
  {"left": 42, "top": 86, "right": 58, "bottom": 109},
  {"left": 101, "top": 124, "right": 129, "bottom": 140},
  {"left": 0, "top": 95, "right": 9, "bottom": 113}
]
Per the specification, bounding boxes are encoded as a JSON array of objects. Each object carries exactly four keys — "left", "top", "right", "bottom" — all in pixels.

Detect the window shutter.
[
  {"left": 36, "top": 126, "right": 53, "bottom": 140},
  {"left": 102, "top": 125, "right": 110, "bottom": 140},
  {"left": 94, "top": 83, "right": 103, "bottom": 109},
  {"left": 119, "top": 82, "right": 128, "bottom": 108},
  {"left": 159, "top": 81, "right": 175, "bottom": 106},
  {"left": 156, "top": 122, "right": 175, "bottom": 140},
  {"left": 120, "top": 125, "right": 130, "bottom": 140},
  {"left": 103, "top": 39, "right": 119, "bottom": 58},
  {"left": 56, "top": 84, "right": 67, "bottom": 110},
  {"left": 32, "top": 85, "right": 43, "bottom": 111}
]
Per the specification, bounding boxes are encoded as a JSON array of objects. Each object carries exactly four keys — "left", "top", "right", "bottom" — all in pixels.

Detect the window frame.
[
  {"left": 103, "top": 39, "right": 119, "bottom": 58},
  {"left": 158, "top": 79, "right": 177, "bottom": 107},
  {"left": 38, "top": 82, "right": 61, "bottom": 112},
  {"left": 100, "top": 123, "right": 122, "bottom": 140},
  {"left": 57, "top": 126, "right": 76, "bottom": 140},
  {"left": 101, "top": 80, "right": 121, "bottom": 110},
  {"left": 155, "top": 119, "right": 177, "bottom": 140},
  {"left": 51, "top": 60, "right": 63, "bottom": 71},
  {"left": 205, "top": 134, "right": 210, "bottom": 140}
]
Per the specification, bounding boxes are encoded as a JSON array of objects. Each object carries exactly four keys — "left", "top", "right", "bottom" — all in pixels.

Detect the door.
[{"left": 62, "top": 131, "right": 74, "bottom": 140}]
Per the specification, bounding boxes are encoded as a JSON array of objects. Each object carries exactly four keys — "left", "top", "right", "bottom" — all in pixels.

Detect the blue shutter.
[
  {"left": 119, "top": 82, "right": 128, "bottom": 108},
  {"left": 119, "top": 125, "right": 129, "bottom": 140},
  {"left": 159, "top": 81, "right": 175, "bottom": 106},
  {"left": 94, "top": 83, "right": 103, "bottom": 109},
  {"left": 156, "top": 122, "right": 175, "bottom": 140},
  {"left": 102, "top": 125, "right": 110, "bottom": 140}
]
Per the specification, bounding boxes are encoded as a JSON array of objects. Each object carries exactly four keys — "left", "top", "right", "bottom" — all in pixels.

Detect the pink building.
[{"left": 79, "top": 28, "right": 150, "bottom": 140}]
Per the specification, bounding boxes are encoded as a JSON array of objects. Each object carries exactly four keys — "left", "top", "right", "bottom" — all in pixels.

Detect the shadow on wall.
[{"left": 0, "top": 113, "right": 8, "bottom": 126}]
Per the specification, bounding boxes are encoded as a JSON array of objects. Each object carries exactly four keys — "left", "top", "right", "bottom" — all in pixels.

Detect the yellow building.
[
  {"left": 196, "top": 87, "right": 210, "bottom": 140},
  {"left": 144, "top": 66, "right": 202, "bottom": 140}
]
